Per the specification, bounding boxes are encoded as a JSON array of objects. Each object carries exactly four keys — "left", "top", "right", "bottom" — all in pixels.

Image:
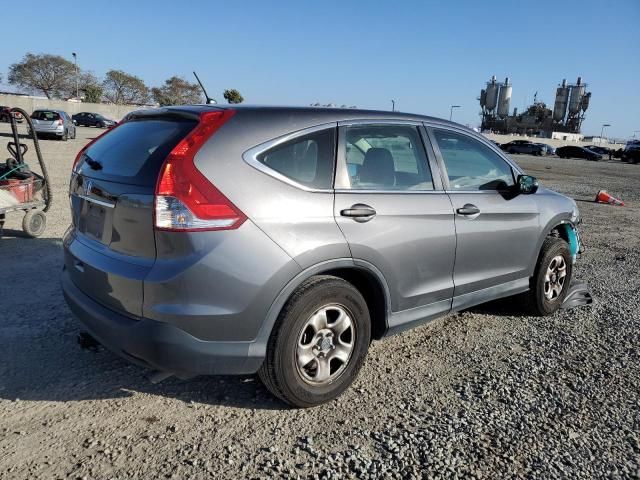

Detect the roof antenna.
[{"left": 193, "top": 71, "right": 216, "bottom": 104}]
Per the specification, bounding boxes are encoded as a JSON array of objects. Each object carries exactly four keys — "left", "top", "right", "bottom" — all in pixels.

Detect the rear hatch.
[
  {"left": 67, "top": 113, "right": 199, "bottom": 316},
  {"left": 31, "top": 111, "right": 61, "bottom": 131}
]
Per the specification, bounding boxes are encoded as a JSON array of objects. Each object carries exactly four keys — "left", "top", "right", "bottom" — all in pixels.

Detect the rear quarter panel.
[{"left": 194, "top": 110, "right": 351, "bottom": 269}]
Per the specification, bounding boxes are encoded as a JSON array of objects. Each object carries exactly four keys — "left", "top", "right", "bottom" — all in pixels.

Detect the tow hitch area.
[
  {"left": 561, "top": 281, "right": 594, "bottom": 310},
  {"left": 77, "top": 331, "right": 101, "bottom": 351},
  {"left": 148, "top": 371, "right": 174, "bottom": 384}
]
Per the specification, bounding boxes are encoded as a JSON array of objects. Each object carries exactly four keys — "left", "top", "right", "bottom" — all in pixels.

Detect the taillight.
[
  {"left": 154, "top": 110, "right": 245, "bottom": 232},
  {"left": 57, "top": 118, "right": 63, "bottom": 125},
  {"left": 71, "top": 123, "right": 122, "bottom": 172}
]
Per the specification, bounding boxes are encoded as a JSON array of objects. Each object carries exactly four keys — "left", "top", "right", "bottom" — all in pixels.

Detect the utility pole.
[
  {"left": 600, "top": 123, "right": 610, "bottom": 145},
  {"left": 72, "top": 52, "right": 79, "bottom": 100},
  {"left": 449, "top": 105, "right": 460, "bottom": 122}
]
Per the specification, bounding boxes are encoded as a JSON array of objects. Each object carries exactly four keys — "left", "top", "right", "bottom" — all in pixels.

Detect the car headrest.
[{"left": 359, "top": 148, "right": 395, "bottom": 186}]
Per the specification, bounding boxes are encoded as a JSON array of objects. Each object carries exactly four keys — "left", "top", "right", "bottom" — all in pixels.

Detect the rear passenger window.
[
  {"left": 432, "top": 129, "right": 515, "bottom": 191},
  {"left": 258, "top": 128, "right": 335, "bottom": 189},
  {"left": 344, "top": 125, "right": 433, "bottom": 190}
]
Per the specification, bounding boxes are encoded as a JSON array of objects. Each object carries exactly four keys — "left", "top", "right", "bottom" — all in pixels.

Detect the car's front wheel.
[
  {"left": 525, "top": 236, "right": 573, "bottom": 315},
  {"left": 259, "top": 275, "right": 371, "bottom": 408}
]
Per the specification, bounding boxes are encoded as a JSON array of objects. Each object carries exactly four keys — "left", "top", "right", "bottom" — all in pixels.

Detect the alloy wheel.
[
  {"left": 544, "top": 255, "right": 567, "bottom": 300},
  {"left": 296, "top": 304, "right": 355, "bottom": 385}
]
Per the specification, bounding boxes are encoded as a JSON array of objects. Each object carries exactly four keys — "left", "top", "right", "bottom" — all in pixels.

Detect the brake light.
[
  {"left": 154, "top": 110, "right": 244, "bottom": 232},
  {"left": 57, "top": 118, "right": 63, "bottom": 125},
  {"left": 71, "top": 122, "right": 122, "bottom": 172}
]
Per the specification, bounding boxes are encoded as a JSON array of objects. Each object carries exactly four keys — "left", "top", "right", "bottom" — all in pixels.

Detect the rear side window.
[
  {"left": 79, "top": 119, "right": 196, "bottom": 186},
  {"left": 257, "top": 128, "right": 335, "bottom": 189},
  {"left": 432, "top": 129, "right": 515, "bottom": 191},
  {"left": 344, "top": 125, "right": 433, "bottom": 190}
]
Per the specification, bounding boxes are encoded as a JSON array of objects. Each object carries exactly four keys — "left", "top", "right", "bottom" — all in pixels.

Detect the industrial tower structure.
[{"left": 479, "top": 76, "right": 591, "bottom": 136}]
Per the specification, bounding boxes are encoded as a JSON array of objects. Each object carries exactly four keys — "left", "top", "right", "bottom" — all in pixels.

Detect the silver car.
[
  {"left": 31, "top": 109, "right": 76, "bottom": 140},
  {"left": 62, "top": 106, "right": 585, "bottom": 407}
]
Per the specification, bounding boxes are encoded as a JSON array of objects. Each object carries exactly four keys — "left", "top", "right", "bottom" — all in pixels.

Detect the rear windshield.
[
  {"left": 32, "top": 111, "right": 60, "bottom": 121},
  {"left": 78, "top": 119, "right": 197, "bottom": 186}
]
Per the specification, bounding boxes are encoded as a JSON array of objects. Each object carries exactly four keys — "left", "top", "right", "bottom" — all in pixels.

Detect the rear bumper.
[
  {"left": 34, "top": 126, "right": 64, "bottom": 135},
  {"left": 61, "top": 268, "right": 264, "bottom": 376}
]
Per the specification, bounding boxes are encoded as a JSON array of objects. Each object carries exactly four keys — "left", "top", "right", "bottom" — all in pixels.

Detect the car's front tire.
[
  {"left": 259, "top": 275, "right": 371, "bottom": 408},
  {"left": 525, "top": 236, "right": 573, "bottom": 316}
]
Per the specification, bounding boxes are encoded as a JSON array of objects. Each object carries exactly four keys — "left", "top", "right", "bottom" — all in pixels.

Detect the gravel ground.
[{"left": 0, "top": 125, "right": 638, "bottom": 479}]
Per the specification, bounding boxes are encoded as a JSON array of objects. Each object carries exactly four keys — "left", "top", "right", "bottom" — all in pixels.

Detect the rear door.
[
  {"left": 334, "top": 121, "right": 456, "bottom": 321},
  {"left": 427, "top": 126, "right": 540, "bottom": 310},
  {"left": 67, "top": 114, "right": 198, "bottom": 316}
]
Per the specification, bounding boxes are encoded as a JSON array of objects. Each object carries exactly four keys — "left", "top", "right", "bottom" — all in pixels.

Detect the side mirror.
[{"left": 517, "top": 174, "right": 538, "bottom": 194}]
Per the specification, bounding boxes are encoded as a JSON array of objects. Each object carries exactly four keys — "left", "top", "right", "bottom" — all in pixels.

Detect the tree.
[
  {"left": 8, "top": 53, "right": 76, "bottom": 99},
  {"left": 70, "top": 71, "right": 103, "bottom": 103},
  {"left": 102, "top": 70, "right": 149, "bottom": 105},
  {"left": 151, "top": 76, "right": 203, "bottom": 106},
  {"left": 223, "top": 89, "right": 244, "bottom": 104},
  {"left": 83, "top": 84, "right": 103, "bottom": 104}
]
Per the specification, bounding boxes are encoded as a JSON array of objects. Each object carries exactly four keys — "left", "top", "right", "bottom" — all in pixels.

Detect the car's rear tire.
[
  {"left": 259, "top": 275, "right": 371, "bottom": 408},
  {"left": 61, "top": 130, "right": 68, "bottom": 141},
  {"left": 524, "top": 236, "right": 573, "bottom": 316}
]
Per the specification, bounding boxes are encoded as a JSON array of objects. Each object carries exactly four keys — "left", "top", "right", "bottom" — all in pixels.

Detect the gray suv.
[{"left": 62, "top": 106, "right": 583, "bottom": 407}]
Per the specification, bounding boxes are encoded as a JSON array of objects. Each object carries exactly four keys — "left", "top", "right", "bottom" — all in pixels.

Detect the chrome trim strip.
[
  {"left": 335, "top": 189, "right": 441, "bottom": 195},
  {"left": 443, "top": 190, "right": 510, "bottom": 194},
  {"left": 75, "top": 194, "right": 115, "bottom": 209},
  {"left": 242, "top": 123, "right": 337, "bottom": 193}
]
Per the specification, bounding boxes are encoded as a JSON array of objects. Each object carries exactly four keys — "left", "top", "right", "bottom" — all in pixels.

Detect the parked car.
[
  {"left": 535, "top": 143, "right": 556, "bottom": 156},
  {"left": 0, "top": 106, "right": 24, "bottom": 123},
  {"left": 63, "top": 106, "right": 585, "bottom": 407},
  {"left": 585, "top": 145, "right": 611, "bottom": 155},
  {"left": 556, "top": 145, "right": 602, "bottom": 161},
  {"left": 30, "top": 109, "right": 76, "bottom": 140},
  {"left": 621, "top": 142, "right": 640, "bottom": 164},
  {"left": 72, "top": 112, "right": 116, "bottom": 128},
  {"left": 501, "top": 140, "right": 545, "bottom": 156}
]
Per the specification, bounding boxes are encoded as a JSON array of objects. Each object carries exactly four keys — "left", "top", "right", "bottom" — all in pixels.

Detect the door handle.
[
  {"left": 340, "top": 204, "right": 376, "bottom": 222},
  {"left": 456, "top": 204, "right": 480, "bottom": 216}
]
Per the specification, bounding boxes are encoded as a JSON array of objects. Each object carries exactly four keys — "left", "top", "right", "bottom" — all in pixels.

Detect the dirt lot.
[{"left": 1, "top": 124, "right": 639, "bottom": 479}]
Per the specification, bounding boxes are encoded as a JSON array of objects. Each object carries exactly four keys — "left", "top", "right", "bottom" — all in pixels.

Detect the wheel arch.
[
  {"left": 250, "top": 259, "right": 392, "bottom": 361},
  {"left": 529, "top": 214, "right": 578, "bottom": 274}
]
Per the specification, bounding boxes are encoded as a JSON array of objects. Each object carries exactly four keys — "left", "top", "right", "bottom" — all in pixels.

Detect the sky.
[{"left": 1, "top": 0, "right": 638, "bottom": 138}]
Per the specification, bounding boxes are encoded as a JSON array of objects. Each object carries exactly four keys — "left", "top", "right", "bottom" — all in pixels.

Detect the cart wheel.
[{"left": 22, "top": 210, "right": 47, "bottom": 238}]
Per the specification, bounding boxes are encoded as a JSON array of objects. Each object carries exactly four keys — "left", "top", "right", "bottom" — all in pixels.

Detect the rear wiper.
[{"left": 84, "top": 154, "right": 102, "bottom": 171}]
